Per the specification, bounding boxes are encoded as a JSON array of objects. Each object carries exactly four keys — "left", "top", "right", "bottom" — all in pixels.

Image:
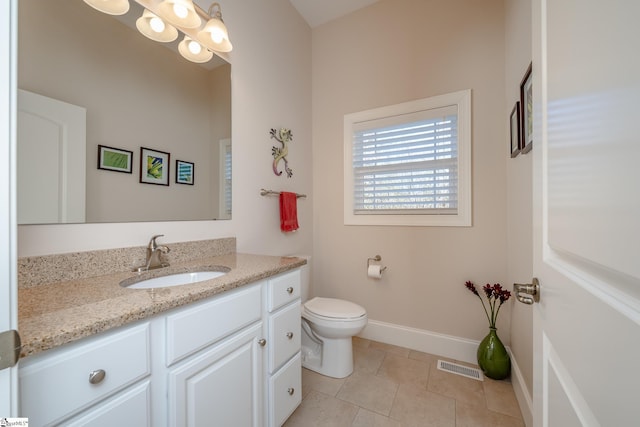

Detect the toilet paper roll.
[{"left": 367, "top": 264, "right": 383, "bottom": 279}]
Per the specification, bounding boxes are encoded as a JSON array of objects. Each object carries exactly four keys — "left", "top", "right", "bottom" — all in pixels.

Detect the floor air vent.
[{"left": 437, "top": 360, "right": 483, "bottom": 381}]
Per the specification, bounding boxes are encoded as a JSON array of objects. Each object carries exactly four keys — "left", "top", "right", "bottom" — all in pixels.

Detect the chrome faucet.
[{"left": 137, "top": 234, "right": 170, "bottom": 271}]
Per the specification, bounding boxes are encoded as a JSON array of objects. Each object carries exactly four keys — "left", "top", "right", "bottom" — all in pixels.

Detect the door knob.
[{"left": 514, "top": 278, "right": 540, "bottom": 305}]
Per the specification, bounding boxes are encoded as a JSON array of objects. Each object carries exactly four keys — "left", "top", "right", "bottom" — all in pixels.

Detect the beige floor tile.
[
  {"left": 427, "top": 360, "right": 486, "bottom": 408},
  {"left": 408, "top": 349, "right": 438, "bottom": 364},
  {"left": 353, "top": 346, "right": 386, "bottom": 375},
  {"left": 369, "top": 341, "right": 411, "bottom": 358},
  {"left": 352, "top": 408, "right": 401, "bottom": 427},
  {"left": 483, "top": 378, "right": 523, "bottom": 419},
  {"left": 336, "top": 371, "right": 399, "bottom": 416},
  {"left": 376, "top": 354, "right": 430, "bottom": 388},
  {"left": 284, "top": 390, "right": 359, "bottom": 427},
  {"left": 353, "top": 336, "right": 371, "bottom": 349},
  {"left": 389, "top": 383, "right": 456, "bottom": 427},
  {"left": 302, "top": 367, "right": 346, "bottom": 397},
  {"left": 456, "top": 402, "right": 525, "bottom": 427}
]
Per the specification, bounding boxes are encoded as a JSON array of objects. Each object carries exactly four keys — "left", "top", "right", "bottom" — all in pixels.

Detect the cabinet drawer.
[
  {"left": 20, "top": 323, "right": 150, "bottom": 427},
  {"left": 269, "top": 301, "right": 301, "bottom": 373},
  {"left": 65, "top": 380, "right": 151, "bottom": 427},
  {"left": 166, "top": 283, "right": 262, "bottom": 365},
  {"left": 268, "top": 269, "right": 301, "bottom": 312},
  {"left": 270, "top": 352, "right": 302, "bottom": 427}
]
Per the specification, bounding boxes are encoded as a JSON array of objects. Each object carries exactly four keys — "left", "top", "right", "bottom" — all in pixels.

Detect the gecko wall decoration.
[{"left": 270, "top": 128, "right": 294, "bottom": 178}]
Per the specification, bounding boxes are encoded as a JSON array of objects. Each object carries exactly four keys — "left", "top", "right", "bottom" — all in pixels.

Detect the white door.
[
  {"left": 17, "top": 89, "right": 86, "bottom": 224},
  {"left": 531, "top": 0, "right": 640, "bottom": 425},
  {"left": 0, "top": 0, "right": 19, "bottom": 417}
]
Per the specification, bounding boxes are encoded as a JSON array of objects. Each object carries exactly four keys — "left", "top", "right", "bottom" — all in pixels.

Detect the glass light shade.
[
  {"left": 83, "top": 0, "right": 129, "bottom": 15},
  {"left": 136, "top": 10, "right": 178, "bottom": 43},
  {"left": 178, "top": 36, "right": 213, "bottom": 63},
  {"left": 157, "top": 0, "right": 201, "bottom": 29},
  {"left": 196, "top": 18, "right": 232, "bottom": 52}
]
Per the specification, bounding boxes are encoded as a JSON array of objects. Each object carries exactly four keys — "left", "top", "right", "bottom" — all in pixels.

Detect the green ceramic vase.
[{"left": 477, "top": 327, "right": 510, "bottom": 380}]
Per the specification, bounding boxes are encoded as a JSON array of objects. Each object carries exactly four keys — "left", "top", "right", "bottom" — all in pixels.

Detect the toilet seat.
[{"left": 303, "top": 297, "right": 366, "bottom": 320}]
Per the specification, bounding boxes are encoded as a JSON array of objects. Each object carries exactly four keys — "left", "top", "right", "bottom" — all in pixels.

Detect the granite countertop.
[{"left": 18, "top": 253, "right": 306, "bottom": 358}]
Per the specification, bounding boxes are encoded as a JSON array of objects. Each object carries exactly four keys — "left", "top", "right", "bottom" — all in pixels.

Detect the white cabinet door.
[
  {"left": 532, "top": 0, "right": 640, "bottom": 425},
  {"left": 168, "top": 323, "right": 264, "bottom": 427}
]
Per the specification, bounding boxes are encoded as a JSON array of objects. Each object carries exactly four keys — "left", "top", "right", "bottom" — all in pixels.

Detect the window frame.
[{"left": 343, "top": 89, "right": 472, "bottom": 227}]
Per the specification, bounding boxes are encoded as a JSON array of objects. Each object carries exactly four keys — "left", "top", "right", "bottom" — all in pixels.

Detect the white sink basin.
[{"left": 122, "top": 270, "right": 227, "bottom": 289}]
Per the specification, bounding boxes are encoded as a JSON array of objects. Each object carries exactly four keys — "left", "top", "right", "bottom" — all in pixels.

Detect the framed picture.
[
  {"left": 97, "top": 145, "right": 133, "bottom": 173},
  {"left": 140, "top": 147, "right": 170, "bottom": 186},
  {"left": 176, "top": 160, "right": 194, "bottom": 185},
  {"left": 519, "top": 62, "right": 533, "bottom": 153},
  {"left": 510, "top": 102, "right": 521, "bottom": 158}
]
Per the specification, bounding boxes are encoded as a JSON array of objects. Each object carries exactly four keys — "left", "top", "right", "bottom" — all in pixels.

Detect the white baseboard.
[
  {"left": 358, "top": 319, "right": 480, "bottom": 364},
  {"left": 508, "top": 349, "right": 534, "bottom": 427},
  {"left": 359, "top": 318, "right": 534, "bottom": 425}
]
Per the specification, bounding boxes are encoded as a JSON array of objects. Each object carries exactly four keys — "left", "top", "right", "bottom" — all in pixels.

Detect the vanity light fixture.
[
  {"left": 196, "top": 2, "right": 232, "bottom": 53},
  {"left": 83, "top": 0, "right": 130, "bottom": 15},
  {"left": 157, "top": 0, "right": 201, "bottom": 29},
  {"left": 178, "top": 35, "right": 213, "bottom": 63},
  {"left": 83, "top": 0, "right": 233, "bottom": 64},
  {"left": 136, "top": 9, "right": 178, "bottom": 43}
]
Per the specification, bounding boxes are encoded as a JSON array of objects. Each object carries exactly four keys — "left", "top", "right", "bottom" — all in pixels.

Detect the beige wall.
[
  {"left": 17, "top": 0, "right": 312, "bottom": 257},
  {"left": 505, "top": 0, "right": 534, "bottom": 400},
  {"left": 311, "top": 0, "right": 509, "bottom": 343}
]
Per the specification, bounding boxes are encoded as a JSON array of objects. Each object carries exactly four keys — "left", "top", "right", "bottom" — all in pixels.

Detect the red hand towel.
[{"left": 279, "top": 192, "right": 299, "bottom": 232}]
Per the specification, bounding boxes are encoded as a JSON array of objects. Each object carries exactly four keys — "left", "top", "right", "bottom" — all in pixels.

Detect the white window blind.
[
  {"left": 352, "top": 105, "right": 458, "bottom": 215},
  {"left": 223, "top": 143, "right": 232, "bottom": 216},
  {"left": 218, "top": 138, "right": 232, "bottom": 219},
  {"left": 344, "top": 90, "right": 471, "bottom": 227}
]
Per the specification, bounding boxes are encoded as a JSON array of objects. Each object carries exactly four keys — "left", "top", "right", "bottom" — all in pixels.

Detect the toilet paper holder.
[{"left": 367, "top": 255, "right": 387, "bottom": 273}]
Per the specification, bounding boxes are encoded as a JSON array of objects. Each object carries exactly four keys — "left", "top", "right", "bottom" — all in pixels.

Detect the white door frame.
[{"left": 0, "top": 0, "right": 19, "bottom": 417}]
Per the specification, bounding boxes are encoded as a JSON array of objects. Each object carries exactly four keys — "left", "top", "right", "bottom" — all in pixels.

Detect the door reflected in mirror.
[{"left": 17, "top": 0, "right": 231, "bottom": 224}]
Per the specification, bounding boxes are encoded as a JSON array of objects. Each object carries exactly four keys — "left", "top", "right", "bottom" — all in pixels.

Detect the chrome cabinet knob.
[
  {"left": 287, "top": 387, "right": 295, "bottom": 395},
  {"left": 88, "top": 369, "right": 106, "bottom": 384},
  {"left": 286, "top": 332, "right": 293, "bottom": 339},
  {"left": 286, "top": 287, "right": 294, "bottom": 294},
  {"left": 514, "top": 278, "right": 540, "bottom": 304},
  {"left": 258, "top": 338, "right": 267, "bottom": 347}
]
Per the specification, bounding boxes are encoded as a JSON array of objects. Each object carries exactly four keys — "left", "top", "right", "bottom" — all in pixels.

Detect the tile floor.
[{"left": 284, "top": 337, "right": 524, "bottom": 427}]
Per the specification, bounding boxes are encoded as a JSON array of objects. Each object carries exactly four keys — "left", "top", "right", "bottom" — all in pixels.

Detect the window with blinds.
[
  {"left": 218, "top": 139, "right": 232, "bottom": 219},
  {"left": 344, "top": 90, "right": 471, "bottom": 226}
]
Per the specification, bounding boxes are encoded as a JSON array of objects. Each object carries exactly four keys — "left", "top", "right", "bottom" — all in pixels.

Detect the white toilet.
[{"left": 297, "top": 256, "right": 368, "bottom": 379}]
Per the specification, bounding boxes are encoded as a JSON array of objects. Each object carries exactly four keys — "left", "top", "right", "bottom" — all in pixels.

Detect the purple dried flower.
[{"left": 464, "top": 281, "right": 511, "bottom": 328}]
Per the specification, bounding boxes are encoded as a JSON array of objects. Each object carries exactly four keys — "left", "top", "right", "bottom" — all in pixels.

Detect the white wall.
[
  {"left": 17, "top": 0, "right": 312, "bottom": 258},
  {"left": 311, "top": 0, "right": 509, "bottom": 344},
  {"left": 505, "top": 0, "right": 534, "bottom": 405}
]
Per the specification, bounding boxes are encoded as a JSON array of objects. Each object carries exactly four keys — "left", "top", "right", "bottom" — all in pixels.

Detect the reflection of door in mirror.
[{"left": 17, "top": 90, "right": 86, "bottom": 224}]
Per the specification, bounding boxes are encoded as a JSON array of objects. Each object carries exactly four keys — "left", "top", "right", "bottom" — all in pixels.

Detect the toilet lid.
[{"left": 304, "top": 297, "right": 366, "bottom": 319}]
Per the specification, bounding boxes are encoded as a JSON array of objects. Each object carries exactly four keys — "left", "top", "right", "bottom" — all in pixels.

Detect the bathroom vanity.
[{"left": 17, "top": 243, "right": 303, "bottom": 427}]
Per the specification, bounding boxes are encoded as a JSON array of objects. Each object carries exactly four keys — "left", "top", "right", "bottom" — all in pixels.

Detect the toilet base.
[{"left": 301, "top": 336, "right": 354, "bottom": 379}]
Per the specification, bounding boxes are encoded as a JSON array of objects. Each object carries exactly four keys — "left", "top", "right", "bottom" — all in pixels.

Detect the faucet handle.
[{"left": 148, "top": 234, "right": 164, "bottom": 250}]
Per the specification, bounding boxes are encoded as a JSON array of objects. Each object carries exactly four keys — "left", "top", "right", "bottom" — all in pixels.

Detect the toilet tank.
[{"left": 291, "top": 255, "right": 311, "bottom": 302}]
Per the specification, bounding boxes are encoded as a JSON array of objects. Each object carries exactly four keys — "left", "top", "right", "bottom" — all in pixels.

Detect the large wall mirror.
[{"left": 17, "top": 0, "right": 232, "bottom": 224}]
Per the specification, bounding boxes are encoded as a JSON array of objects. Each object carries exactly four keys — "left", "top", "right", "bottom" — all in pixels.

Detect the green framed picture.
[
  {"left": 97, "top": 145, "right": 133, "bottom": 173},
  {"left": 140, "top": 147, "right": 170, "bottom": 186}
]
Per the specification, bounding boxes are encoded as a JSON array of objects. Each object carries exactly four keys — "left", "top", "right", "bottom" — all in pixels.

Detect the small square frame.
[
  {"left": 176, "top": 160, "right": 195, "bottom": 185},
  {"left": 510, "top": 102, "right": 521, "bottom": 158},
  {"left": 519, "top": 62, "right": 533, "bottom": 154},
  {"left": 140, "top": 147, "right": 170, "bottom": 186},
  {"left": 97, "top": 145, "right": 133, "bottom": 173}
]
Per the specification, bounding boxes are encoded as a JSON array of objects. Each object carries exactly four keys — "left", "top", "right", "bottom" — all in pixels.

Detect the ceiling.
[{"left": 288, "top": 0, "right": 381, "bottom": 28}]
